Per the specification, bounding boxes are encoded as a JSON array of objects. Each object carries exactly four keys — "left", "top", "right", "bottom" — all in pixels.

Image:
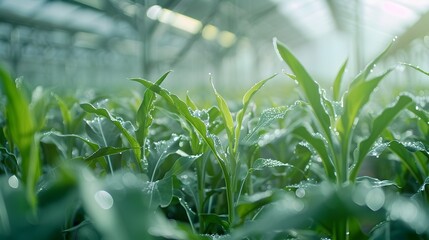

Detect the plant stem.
[
  {"left": 333, "top": 219, "right": 348, "bottom": 240},
  {"left": 224, "top": 174, "right": 235, "bottom": 227},
  {"left": 196, "top": 154, "right": 208, "bottom": 233}
]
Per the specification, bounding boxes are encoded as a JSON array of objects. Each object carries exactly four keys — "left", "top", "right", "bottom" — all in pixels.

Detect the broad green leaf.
[
  {"left": 356, "top": 176, "right": 400, "bottom": 188},
  {"left": 164, "top": 154, "right": 201, "bottom": 178},
  {"left": 84, "top": 117, "right": 121, "bottom": 173},
  {"left": 274, "top": 38, "right": 331, "bottom": 140},
  {"left": 143, "top": 177, "right": 173, "bottom": 208},
  {"left": 79, "top": 168, "right": 200, "bottom": 240},
  {"left": 292, "top": 126, "right": 335, "bottom": 180},
  {"left": 243, "top": 106, "right": 289, "bottom": 145},
  {"left": 232, "top": 182, "right": 414, "bottom": 239},
  {"left": 333, "top": 59, "right": 348, "bottom": 101},
  {"left": 186, "top": 92, "right": 198, "bottom": 110},
  {"left": 132, "top": 71, "right": 170, "bottom": 146},
  {"left": 80, "top": 103, "right": 142, "bottom": 171},
  {"left": 132, "top": 78, "right": 227, "bottom": 168},
  {"left": 234, "top": 74, "right": 276, "bottom": 152},
  {"left": 0, "top": 169, "right": 78, "bottom": 240},
  {"left": 389, "top": 141, "right": 423, "bottom": 183},
  {"left": 0, "top": 65, "right": 40, "bottom": 210},
  {"left": 147, "top": 136, "right": 181, "bottom": 181},
  {"left": 29, "top": 87, "right": 49, "bottom": 131},
  {"left": 42, "top": 131, "right": 98, "bottom": 151},
  {"left": 365, "top": 140, "right": 427, "bottom": 184},
  {"left": 85, "top": 146, "right": 130, "bottom": 162},
  {"left": 78, "top": 168, "right": 155, "bottom": 240},
  {"left": 172, "top": 94, "right": 226, "bottom": 163},
  {"left": 350, "top": 94, "right": 413, "bottom": 180},
  {"left": 252, "top": 158, "right": 293, "bottom": 170},
  {"left": 338, "top": 69, "right": 393, "bottom": 137},
  {"left": 211, "top": 79, "right": 234, "bottom": 144},
  {"left": 52, "top": 93, "right": 72, "bottom": 132},
  {"left": 84, "top": 118, "right": 121, "bottom": 148},
  {"left": 237, "top": 191, "right": 277, "bottom": 221}
]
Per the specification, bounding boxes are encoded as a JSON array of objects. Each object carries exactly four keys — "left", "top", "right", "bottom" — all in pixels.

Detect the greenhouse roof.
[
  {"left": 0, "top": 0, "right": 429, "bottom": 81},
  {"left": 1, "top": 0, "right": 428, "bottom": 48}
]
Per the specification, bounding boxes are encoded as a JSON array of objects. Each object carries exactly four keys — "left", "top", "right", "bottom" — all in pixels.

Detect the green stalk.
[
  {"left": 333, "top": 219, "right": 349, "bottom": 240},
  {"left": 227, "top": 152, "right": 238, "bottom": 227},
  {"left": 225, "top": 172, "right": 235, "bottom": 227},
  {"left": 339, "top": 131, "right": 350, "bottom": 184},
  {"left": 196, "top": 154, "right": 208, "bottom": 233}
]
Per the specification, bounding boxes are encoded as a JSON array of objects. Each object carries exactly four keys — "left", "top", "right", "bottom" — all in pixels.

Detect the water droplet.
[
  {"left": 8, "top": 175, "right": 19, "bottom": 189},
  {"left": 295, "top": 188, "right": 305, "bottom": 198},
  {"left": 365, "top": 188, "right": 385, "bottom": 211},
  {"left": 94, "top": 190, "right": 114, "bottom": 210}
]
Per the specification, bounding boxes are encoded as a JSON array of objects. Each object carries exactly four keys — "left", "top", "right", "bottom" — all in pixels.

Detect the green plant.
[{"left": 1, "top": 37, "right": 429, "bottom": 240}]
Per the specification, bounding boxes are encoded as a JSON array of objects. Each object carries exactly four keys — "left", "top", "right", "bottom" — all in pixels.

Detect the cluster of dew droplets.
[
  {"left": 190, "top": 108, "right": 210, "bottom": 126},
  {"left": 258, "top": 128, "right": 286, "bottom": 147},
  {"left": 400, "top": 140, "right": 426, "bottom": 152},
  {"left": 143, "top": 180, "right": 159, "bottom": 207},
  {"left": 189, "top": 108, "right": 211, "bottom": 144},
  {"left": 95, "top": 98, "right": 109, "bottom": 109},
  {"left": 368, "top": 138, "right": 388, "bottom": 158},
  {"left": 153, "top": 138, "right": 171, "bottom": 157},
  {"left": 85, "top": 117, "right": 102, "bottom": 126},
  {"left": 319, "top": 88, "right": 333, "bottom": 115},
  {"left": 210, "top": 133, "right": 226, "bottom": 159}
]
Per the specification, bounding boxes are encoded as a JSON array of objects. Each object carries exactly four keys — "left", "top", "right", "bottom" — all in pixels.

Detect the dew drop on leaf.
[
  {"left": 8, "top": 175, "right": 19, "bottom": 189},
  {"left": 94, "top": 190, "right": 114, "bottom": 210},
  {"left": 365, "top": 188, "right": 385, "bottom": 211},
  {"left": 295, "top": 188, "right": 305, "bottom": 198}
]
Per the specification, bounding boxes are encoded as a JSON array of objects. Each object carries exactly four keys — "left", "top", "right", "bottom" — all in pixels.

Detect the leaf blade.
[
  {"left": 80, "top": 103, "right": 142, "bottom": 171},
  {"left": 274, "top": 38, "right": 331, "bottom": 140},
  {"left": 333, "top": 59, "right": 348, "bottom": 101},
  {"left": 350, "top": 94, "right": 413, "bottom": 180},
  {"left": 0, "top": 66, "right": 40, "bottom": 210}
]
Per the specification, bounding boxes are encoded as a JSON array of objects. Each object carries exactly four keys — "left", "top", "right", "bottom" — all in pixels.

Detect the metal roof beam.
[
  {"left": 388, "top": 10, "right": 429, "bottom": 55},
  {"left": 325, "top": 0, "right": 345, "bottom": 31}
]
